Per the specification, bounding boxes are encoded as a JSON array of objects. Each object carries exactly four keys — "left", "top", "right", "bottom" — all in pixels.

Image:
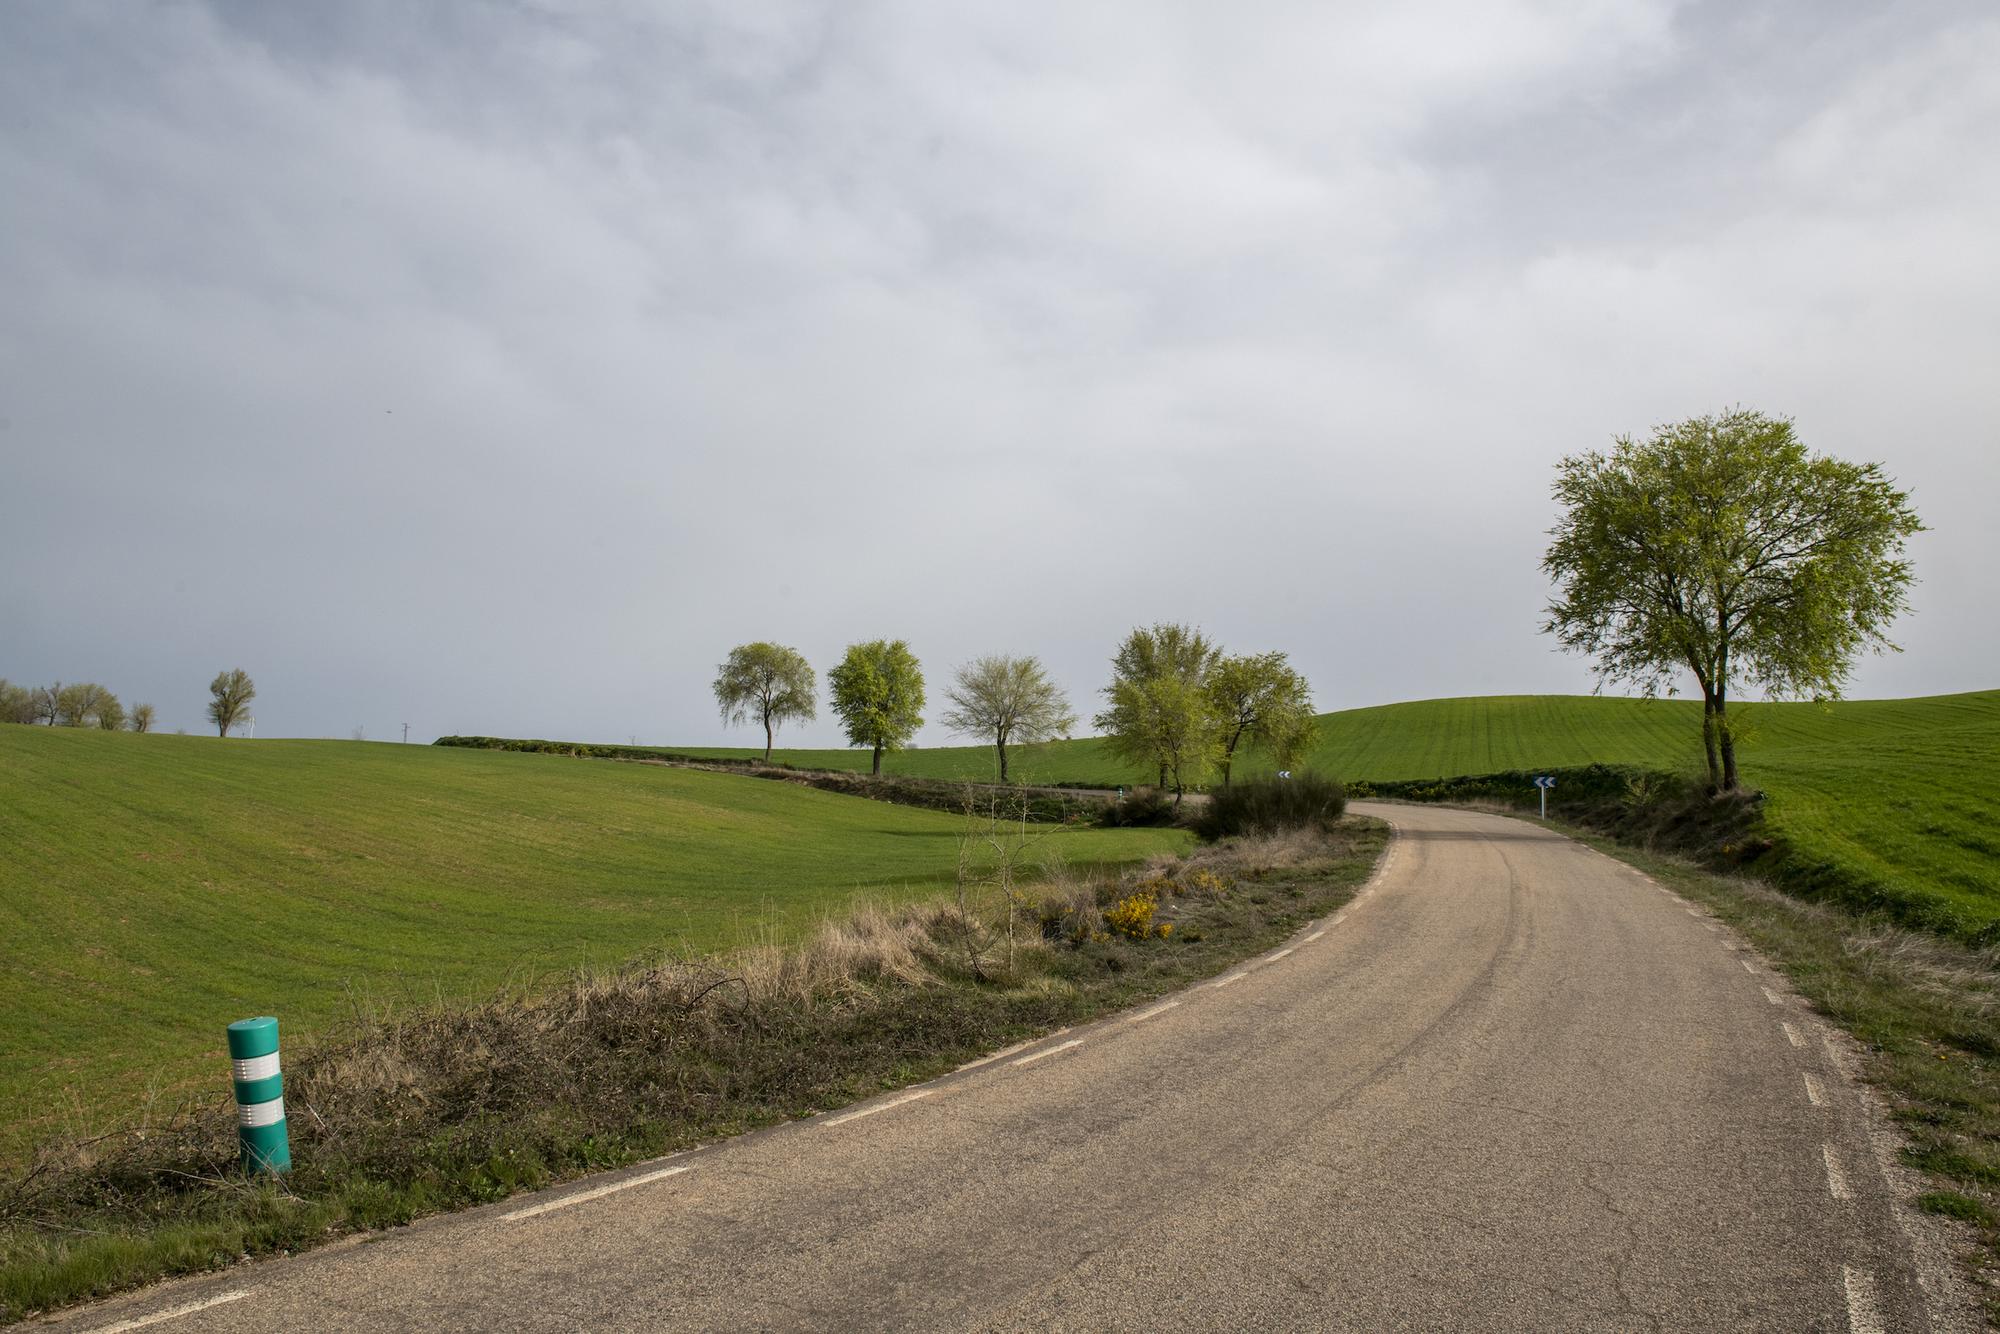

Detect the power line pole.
[{"left": 402, "top": 722, "right": 410, "bottom": 744}]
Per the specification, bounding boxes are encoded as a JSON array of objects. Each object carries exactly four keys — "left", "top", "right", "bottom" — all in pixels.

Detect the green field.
[
  {"left": 693, "top": 690, "right": 2000, "bottom": 939},
  {"left": 0, "top": 729, "right": 1185, "bottom": 1153}
]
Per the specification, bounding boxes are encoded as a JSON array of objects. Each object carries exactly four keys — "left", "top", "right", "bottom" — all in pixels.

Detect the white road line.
[
  {"left": 1762, "top": 987, "right": 1784, "bottom": 1005},
  {"left": 503, "top": 1163, "right": 693, "bottom": 1220},
  {"left": 1741, "top": 959, "right": 1757, "bottom": 973},
  {"left": 1126, "top": 1001, "right": 1180, "bottom": 1025},
  {"left": 1823, "top": 1144, "right": 1855, "bottom": 1200},
  {"left": 1782, "top": 1022, "right": 1805, "bottom": 1047},
  {"left": 1843, "top": 1265, "right": 1886, "bottom": 1334},
  {"left": 1685, "top": 908, "right": 1704, "bottom": 918},
  {"left": 1010, "top": 1039, "right": 1084, "bottom": 1068},
  {"left": 1211, "top": 972, "right": 1248, "bottom": 989},
  {"left": 1805, "top": 1072, "right": 1827, "bottom": 1106},
  {"left": 88, "top": 1291, "right": 251, "bottom": 1333},
  {"left": 1268, "top": 947, "right": 1294, "bottom": 961},
  {"left": 1304, "top": 930, "right": 1326, "bottom": 942},
  {"left": 820, "top": 1089, "right": 934, "bottom": 1129}
]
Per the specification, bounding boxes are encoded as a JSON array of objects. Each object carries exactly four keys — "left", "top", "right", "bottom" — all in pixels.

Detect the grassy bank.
[
  {"left": 0, "top": 820, "right": 1387, "bottom": 1323},
  {"left": 1561, "top": 830, "right": 2000, "bottom": 1320},
  {"left": 0, "top": 728, "right": 1184, "bottom": 1154}
]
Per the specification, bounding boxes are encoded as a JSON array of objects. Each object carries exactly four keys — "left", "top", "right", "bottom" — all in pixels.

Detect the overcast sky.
[{"left": 3, "top": 0, "right": 1994, "bottom": 746}]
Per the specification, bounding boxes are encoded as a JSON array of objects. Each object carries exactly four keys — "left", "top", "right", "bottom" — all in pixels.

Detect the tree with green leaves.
[
  {"left": 828, "top": 639, "right": 926, "bottom": 775},
  {"left": 713, "top": 642, "right": 816, "bottom": 760},
  {"left": 1206, "top": 651, "right": 1316, "bottom": 786},
  {"left": 940, "top": 654, "right": 1076, "bottom": 783},
  {"left": 95, "top": 695, "right": 127, "bottom": 731},
  {"left": 1544, "top": 408, "right": 1923, "bottom": 792},
  {"left": 0, "top": 680, "right": 35, "bottom": 725},
  {"left": 208, "top": 668, "right": 256, "bottom": 737},
  {"left": 55, "top": 682, "right": 119, "bottom": 728},
  {"left": 130, "top": 703, "right": 156, "bottom": 733},
  {"left": 1095, "top": 624, "right": 1222, "bottom": 804}
]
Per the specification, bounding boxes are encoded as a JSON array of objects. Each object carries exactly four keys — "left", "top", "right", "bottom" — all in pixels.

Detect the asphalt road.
[{"left": 50, "top": 803, "right": 1973, "bottom": 1332}]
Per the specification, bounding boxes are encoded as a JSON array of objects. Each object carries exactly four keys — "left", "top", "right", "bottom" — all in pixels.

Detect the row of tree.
[
  {"left": 0, "top": 669, "right": 257, "bottom": 737},
  {"left": 712, "top": 630, "right": 1315, "bottom": 798}
]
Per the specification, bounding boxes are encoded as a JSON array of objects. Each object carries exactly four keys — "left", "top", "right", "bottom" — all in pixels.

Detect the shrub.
[
  {"left": 1099, "top": 786, "right": 1178, "bottom": 828},
  {"left": 1194, "top": 773, "right": 1346, "bottom": 842},
  {"left": 1103, "top": 886, "right": 1171, "bottom": 939}
]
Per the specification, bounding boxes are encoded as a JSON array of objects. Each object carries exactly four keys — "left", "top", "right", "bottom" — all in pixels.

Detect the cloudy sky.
[{"left": 3, "top": 0, "right": 1994, "bottom": 745}]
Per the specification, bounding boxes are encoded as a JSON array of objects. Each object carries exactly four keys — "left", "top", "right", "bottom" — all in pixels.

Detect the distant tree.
[
  {"left": 1544, "top": 409, "right": 1924, "bottom": 792},
  {"left": 1206, "top": 652, "right": 1316, "bottom": 787},
  {"left": 95, "top": 695, "right": 127, "bottom": 731},
  {"left": 713, "top": 643, "right": 816, "bottom": 760},
  {"left": 56, "top": 682, "right": 118, "bottom": 728},
  {"left": 940, "top": 655, "right": 1076, "bottom": 784},
  {"left": 1095, "top": 624, "right": 1222, "bottom": 802},
  {"left": 0, "top": 680, "right": 35, "bottom": 725},
  {"left": 130, "top": 703, "right": 156, "bottom": 733},
  {"left": 208, "top": 669, "right": 256, "bottom": 737},
  {"left": 827, "top": 639, "right": 926, "bottom": 776},
  {"left": 30, "top": 683, "right": 61, "bottom": 725}
]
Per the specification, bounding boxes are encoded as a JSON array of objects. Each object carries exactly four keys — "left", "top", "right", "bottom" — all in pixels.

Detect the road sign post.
[
  {"left": 1533, "top": 775, "right": 1555, "bottom": 818},
  {"left": 227, "top": 1016, "right": 290, "bottom": 1175}
]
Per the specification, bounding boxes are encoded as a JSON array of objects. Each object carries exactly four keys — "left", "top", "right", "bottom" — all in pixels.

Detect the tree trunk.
[
  {"left": 1158, "top": 763, "right": 1168, "bottom": 788},
  {"left": 763, "top": 718, "right": 773, "bottom": 761},
  {"left": 871, "top": 742, "right": 883, "bottom": 776},
  {"left": 996, "top": 736, "right": 1009, "bottom": 783},
  {"left": 1699, "top": 700, "right": 1721, "bottom": 793}
]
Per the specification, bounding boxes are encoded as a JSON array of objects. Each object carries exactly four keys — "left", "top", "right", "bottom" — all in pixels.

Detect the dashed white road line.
[
  {"left": 1126, "top": 1001, "right": 1180, "bottom": 1025},
  {"left": 1304, "top": 929, "right": 1326, "bottom": 942},
  {"left": 820, "top": 1089, "right": 934, "bottom": 1129},
  {"left": 1009, "top": 1039, "right": 1084, "bottom": 1068},
  {"left": 87, "top": 1291, "right": 251, "bottom": 1333},
  {"left": 502, "top": 1163, "right": 693, "bottom": 1220},
  {"left": 1782, "top": 1022, "right": 1805, "bottom": 1047},
  {"left": 1741, "top": 959, "right": 1757, "bottom": 973},
  {"left": 1268, "top": 947, "right": 1295, "bottom": 961},
  {"left": 1823, "top": 1144, "right": 1855, "bottom": 1200},
  {"left": 1684, "top": 908, "right": 1704, "bottom": 918},
  {"left": 1805, "top": 1072, "right": 1827, "bottom": 1107},
  {"left": 1211, "top": 972, "right": 1248, "bottom": 989},
  {"left": 1762, "top": 987, "right": 1785, "bottom": 1006},
  {"left": 1842, "top": 1264, "right": 1886, "bottom": 1334}
]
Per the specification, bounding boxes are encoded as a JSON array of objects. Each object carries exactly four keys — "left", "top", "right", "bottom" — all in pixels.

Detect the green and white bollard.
[{"left": 227, "top": 1016, "right": 291, "bottom": 1175}]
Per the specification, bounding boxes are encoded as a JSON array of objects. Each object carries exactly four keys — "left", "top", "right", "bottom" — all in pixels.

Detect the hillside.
[
  {"left": 0, "top": 729, "right": 1184, "bottom": 1152},
  {"left": 683, "top": 690, "right": 2000, "bottom": 939}
]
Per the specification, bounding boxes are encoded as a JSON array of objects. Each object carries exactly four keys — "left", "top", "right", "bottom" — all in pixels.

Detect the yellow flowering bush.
[{"left": 1104, "top": 887, "right": 1174, "bottom": 940}]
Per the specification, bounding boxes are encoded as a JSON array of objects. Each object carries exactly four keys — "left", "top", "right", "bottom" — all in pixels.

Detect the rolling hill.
[{"left": 0, "top": 729, "right": 1185, "bottom": 1153}]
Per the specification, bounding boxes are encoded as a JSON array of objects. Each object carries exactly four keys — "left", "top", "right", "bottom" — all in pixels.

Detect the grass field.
[
  {"left": 0, "top": 729, "right": 1185, "bottom": 1154},
  {"left": 687, "top": 690, "right": 2000, "bottom": 939}
]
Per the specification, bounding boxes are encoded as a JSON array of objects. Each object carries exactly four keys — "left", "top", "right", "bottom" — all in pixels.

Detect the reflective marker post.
[{"left": 227, "top": 1016, "right": 291, "bottom": 1175}]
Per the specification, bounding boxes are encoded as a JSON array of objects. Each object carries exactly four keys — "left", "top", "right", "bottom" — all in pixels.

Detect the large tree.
[
  {"left": 1543, "top": 409, "right": 1923, "bottom": 792},
  {"left": 940, "top": 655, "right": 1076, "bottom": 783},
  {"left": 1095, "top": 624, "right": 1222, "bottom": 803},
  {"left": 0, "top": 680, "right": 35, "bottom": 725},
  {"left": 713, "top": 642, "right": 816, "bottom": 760},
  {"left": 828, "top": 639, "right": 926, "bottom": 776},
  {"left": 208, "top": 668, "right": 256, "bottom": 737},
  {"left": 1206, "top": 651, "right": 1316, "bottom": 787},
  {"left": 129, "top": 703, "right": 156, "bottom": 734}
]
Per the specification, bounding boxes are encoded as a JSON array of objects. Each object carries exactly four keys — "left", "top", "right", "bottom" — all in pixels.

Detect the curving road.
[{"left": 52, "top": 803, "right": 1970, "bottom": 1332}]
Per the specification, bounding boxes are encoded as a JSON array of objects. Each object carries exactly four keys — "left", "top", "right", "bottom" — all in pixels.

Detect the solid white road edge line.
[
  {"left": 502, "top": 1163, "right": 693, "bottom": 1221},
  {"left": 1843, "top": 1265, "right": 1886, "bottom": 1334},
  {"left": 1805, "top": 1072, "right": 1828, "bottom": 1106},
  {"left": 820, "top": 1089, "right": 934, "bottom": 1128},
  {"left": 1823, "top": 1144, "right": 1855, "bottom": 1200},
  {"left": 1126, "top": 1002, "right": 1180, "bottom": 1025},
  {"left": 88, "top": 1290, "right": 251, "bottom": 1333},
  {"left": 1009, "top": 1039, "right": 1084, "bottom": 1068}
]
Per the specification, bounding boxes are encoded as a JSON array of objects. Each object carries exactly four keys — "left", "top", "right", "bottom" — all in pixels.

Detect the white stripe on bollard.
[
  {"left": 237, "top": 1096, "right": 285, "bottom": 1129},
  {"left": 231, "top": 1053, "right": 281, "bottom": 1082}
]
